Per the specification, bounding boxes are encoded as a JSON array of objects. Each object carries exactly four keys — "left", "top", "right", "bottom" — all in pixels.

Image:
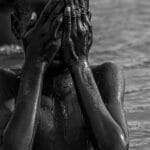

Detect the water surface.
[{"left": 90, "top": 0, "right": 150, "bottom": 149}]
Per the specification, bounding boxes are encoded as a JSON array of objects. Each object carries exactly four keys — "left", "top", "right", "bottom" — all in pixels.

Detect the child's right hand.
[{"left": 22, "top": 0, "right": 65, "bottom": 65}]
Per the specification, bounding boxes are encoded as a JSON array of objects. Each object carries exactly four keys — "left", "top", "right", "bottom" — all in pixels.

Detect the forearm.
[
  {"left": 70, "top": 59, "right": 127, "bottom": 150},
  {"left": 3, "top": 59, "right": 47, "bottom": 150}
]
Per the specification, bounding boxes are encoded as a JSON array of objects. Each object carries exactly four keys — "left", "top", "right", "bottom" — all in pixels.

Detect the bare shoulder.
[
  {"left": 0, "top": 68, "right": 20, "bottom": 103},
  {"left": 91, "top": 62, "right": 123, "bottom": 80},
  {"left": 0, "top": 68, "right": 20, "bottom": 146}
]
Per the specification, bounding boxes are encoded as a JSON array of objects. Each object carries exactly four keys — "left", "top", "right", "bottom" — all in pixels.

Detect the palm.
[{"left": 62, "top": 1, "right": 92, "bottom": 66}]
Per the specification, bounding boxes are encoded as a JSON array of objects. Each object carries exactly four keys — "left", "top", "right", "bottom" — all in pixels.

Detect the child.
[{"left": 0, "top": 0, "right": 129, "bottom": 149}]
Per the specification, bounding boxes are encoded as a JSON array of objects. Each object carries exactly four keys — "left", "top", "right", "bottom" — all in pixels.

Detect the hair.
[
  {"left": 12, "top": 0, "right": 35, "bottom": 35},
  {"left": 13, "top": 0, "right": 46, "bottom": 29},
  {"left": 0, "top": 0, "right": 16, "bottom": 12},
  {"left": 14, "top": 0, "right": 32, "bottom": 21}
]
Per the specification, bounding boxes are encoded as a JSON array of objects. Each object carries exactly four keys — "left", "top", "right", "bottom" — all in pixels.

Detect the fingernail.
[
  {"left": 65, "top": 6, "right": 71, "bottom": 14},
  {"left": 31, "top": 12, "right": 37, "bottom": 21}
]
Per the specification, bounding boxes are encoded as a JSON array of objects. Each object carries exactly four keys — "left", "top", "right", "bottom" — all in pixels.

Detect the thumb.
[{"left": 26, "top": 12, "right": 37, "bottom": 31}]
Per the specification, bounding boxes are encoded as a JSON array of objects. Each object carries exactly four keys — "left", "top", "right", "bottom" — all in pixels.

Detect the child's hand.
[
  {"left": 62, "top": 0, "right": 92, "bottom": 67},
  {"left": 22, "top": 0, "right": 64, "bottom": 65}
]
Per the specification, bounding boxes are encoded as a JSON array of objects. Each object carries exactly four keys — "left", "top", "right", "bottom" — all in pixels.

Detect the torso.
[
  {"left": 33, "top": 71, "right": 89, "bottom": 150},
  {"left": 0, "top": 71, "right": 91, "bottom": 150}
]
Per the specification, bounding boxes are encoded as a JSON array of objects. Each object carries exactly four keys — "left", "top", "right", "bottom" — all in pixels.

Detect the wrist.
[
  {"left": 69, "top": 57, "right": 89, "bottom": 71},
  {"left": 24, "top": 43, "right": 46, "bottom": 65},
  {"left": 23, "top": 60, "right": 47, "bottom": 75}
]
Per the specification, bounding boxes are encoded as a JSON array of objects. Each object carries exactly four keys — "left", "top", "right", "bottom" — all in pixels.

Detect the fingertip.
[
  {"left": 31, "top": 12, "right": 37, "bottom": 21},
  {"left": 59, "top": 14, "right": 64, "bottom": 23},
  {"left": 65, "top": 6, "right": 71, "bottom": 16},
  {"left": 63, "top": 6, "right": 72, "bottom": 39},
  {"left": 64, "top": 6, "right": 71, "bottom": 25},
  {"left": 26, "top": 12, "right": 37, "bottom": 31}
]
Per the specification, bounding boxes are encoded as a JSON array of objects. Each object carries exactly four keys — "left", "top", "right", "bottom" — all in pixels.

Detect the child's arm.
[
  {"left": 3, "top": 1, "right": 64, "bottom": 150},
  {"left": 62, "top": 2, "right": 128, "bottom": 150}
]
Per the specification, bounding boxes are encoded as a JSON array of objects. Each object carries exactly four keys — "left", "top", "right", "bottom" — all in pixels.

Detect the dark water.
[{"left": 0, "top": 0, "right": 150, "bottom": 149}]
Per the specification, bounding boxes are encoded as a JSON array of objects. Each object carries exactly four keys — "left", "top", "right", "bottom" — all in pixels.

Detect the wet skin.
[
  {"left": 0, "top": 0, "right": 129, "bottom": 150},
  {"left": 0, "top": 63, "right": 127, "bottom": 150}
]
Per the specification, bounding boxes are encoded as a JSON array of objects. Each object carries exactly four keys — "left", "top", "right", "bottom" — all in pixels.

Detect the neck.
[{"left": 0, "top": 11, "right": 17, "bottom": 46}]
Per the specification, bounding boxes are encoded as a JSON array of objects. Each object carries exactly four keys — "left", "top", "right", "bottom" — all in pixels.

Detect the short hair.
[
  {"left": 0, "top": 0, "right": 16, "bottom": 12},
  {"left": 14, "top": 0, "right": 46, "bottom": 19},
  {"left": 13, "top": 0, "right": 47, "bottom": 34},
  {"left": 14, "top": 0, "right": 32, "bottom": 21},
  {"left": 13, "top": 0, "right": 35, "bottom": 33}
]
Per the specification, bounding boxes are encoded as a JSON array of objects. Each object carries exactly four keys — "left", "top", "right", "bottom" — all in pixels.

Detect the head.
[
  {"left": 11, "top": 0, "right": 91, "bottom": 72},
  {"left": 11, "top": 0, "right": 49, "bottom": 40},
  {"left": 11, "top": 0, "right": 90, "bottom": 40},
  {"left": 11, "top": 0, "right": 68, "bottom": 73}
]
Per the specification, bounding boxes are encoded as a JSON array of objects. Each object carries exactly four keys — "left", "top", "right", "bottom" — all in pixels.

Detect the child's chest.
[{"left": 34, "top": 74, "right": 88, "bottom": 150}]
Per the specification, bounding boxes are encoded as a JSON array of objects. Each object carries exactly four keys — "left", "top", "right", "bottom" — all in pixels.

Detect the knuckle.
[
  {"left": 88, "top": 11, "right": 92, "bottom": 18},
  {"left": 68, "top": 38, "right": 72, "bottom": 43},
  {"left": 88, "top": 21, "right": 92, "bottom": 28},
  {"left": 56, "top": 17, "right": 63, "bottom": 24},
  {"left": 72, "top": 30, "right": 77, "bottom": 38},
  {"left": 59, "top": 16, "right": 63, "bottom": 23},
  {"left": 79, "top": 27, "right": 87, "bottom": 36},
  {"left": 72, "top": 9, "right": 76, "bottom": 17}
]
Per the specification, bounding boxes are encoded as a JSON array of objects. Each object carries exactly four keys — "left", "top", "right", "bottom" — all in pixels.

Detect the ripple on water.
[
  {"left": 90, "top": 1, "right": 150, "bottom": 150},
  {"left": 129, "top": 121, "right": 150, "bottom": 150}
]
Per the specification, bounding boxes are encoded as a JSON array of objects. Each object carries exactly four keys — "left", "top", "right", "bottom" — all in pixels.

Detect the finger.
[
  {"left": 63, "top": 6, "right": 72, "bottom": 40},
  {"left": 88, "top": 11, "right": 92, "bottom": 21},
  {"left": 87, "top": 18, "right": 93, "bottom": 51},
  {"left": 69, "top": 0, "right": 74, "bottom": 6},
  {"left": 79, "top": 0, "right": 89, "bottom": 10},
  {"left": 74, "top": 0, "right": 79, "bottom": 8},
  {"left": 26, "top": 12, "right": 37, "bottom": 31},
  {"left": 36, "top": 0, "right": 59, "bottom": 28},
  {"left": 85, "top": 12, "right": 92, "bottom": 36},
  {"left": 76, "top": 11, "right": 84, "bottom": 34},
  {"left": 47, "top": 0, "right": 65, "bottom": 27},
  {"left": 88, "top": 33, "right": 93, "bottom": 51},
  {"left": 79, "top": 0, "right": 88, "bottom": 23},
  {"left": 82, "top": 13, "right": 91, "bottom": 28},
  {"left": 72, "top": 9, "right": 77, "bottom": 33},
  {"left": 79, "top": 0, "right": 86, "bottom": 8},
  {"left": 50, "top": 14, "right": 63, "bottom": 39},
  {"left": 85, "top": 0, "right": 89, "bottom": 9},
  {"left": 65, "top": 0, "right": 71, "bottom": 5},
  {"left": 71, "top": 1, "right": 77, "bottom": 32}
]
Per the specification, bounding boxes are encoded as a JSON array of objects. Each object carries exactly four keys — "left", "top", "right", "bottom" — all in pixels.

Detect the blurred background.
[{"left": 1, "top": 0, "right": 150, "bottom": 149}]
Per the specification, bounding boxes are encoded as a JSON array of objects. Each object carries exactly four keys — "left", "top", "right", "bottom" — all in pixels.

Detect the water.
[
  {"left": 0, "top": 0, "right": 150, "bottom": 149},
  {"left": 90, "top": 0, "right": 150, "bottom": 149}
]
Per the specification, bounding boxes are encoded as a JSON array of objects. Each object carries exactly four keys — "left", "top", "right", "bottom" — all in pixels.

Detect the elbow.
[
  {"left": 119, "top": 134, "right": 129, "bottom": 150},
  {"left": 112, "top": 131, "right": 129, "bottom": 150},
  {"left": 96, "top": 130, "right": 129, "bottom": 150}
]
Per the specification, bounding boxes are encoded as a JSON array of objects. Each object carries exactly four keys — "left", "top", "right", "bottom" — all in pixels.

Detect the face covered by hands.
[
  {"left": 21, "top": 0, "right": 92, "bottom": 69},
  {"left": 62, "top": 0, "right": 93, "bottom": 67}
]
